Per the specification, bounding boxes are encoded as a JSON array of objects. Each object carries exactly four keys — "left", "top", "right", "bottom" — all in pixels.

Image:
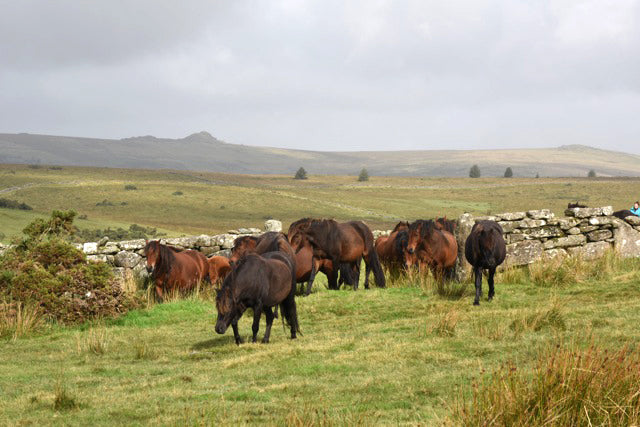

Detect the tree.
[
  {"left": 535, "top": 173, "right": 540, "bottom": 178},
  {"left": 588, "top": 169, "right": 597, "bottom": 178},
  {"left": 358, "top": 168, "right": 369, "bottom": 182},
  {"left": 294, "top": 167, "right": 308, "bottom": 180},
  {"left": 469, "top": 164, "right": 481, "bottom": 178},
  {"left": 504, "top": 167, "right": 513, "bottom": 178}
]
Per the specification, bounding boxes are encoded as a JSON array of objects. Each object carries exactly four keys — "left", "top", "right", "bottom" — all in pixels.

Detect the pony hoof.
[
  {"left": 473, "top": 301, "right": 480, "bottom": 306},
  {"left": 261, "top": 339, "right": 269, "bottom": 344}
]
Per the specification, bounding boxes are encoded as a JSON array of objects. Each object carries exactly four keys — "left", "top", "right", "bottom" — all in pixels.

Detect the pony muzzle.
[{"left": 214, "top": 319, "right": 229, "bottom": 334}]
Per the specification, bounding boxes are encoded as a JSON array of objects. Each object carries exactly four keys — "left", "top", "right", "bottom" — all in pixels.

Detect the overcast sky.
[{"left": 1, "top": 1, "right": 639, "bottom": 152}]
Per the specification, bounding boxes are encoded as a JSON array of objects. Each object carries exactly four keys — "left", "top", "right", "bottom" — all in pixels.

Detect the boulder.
[
  {"left": 455, "top": 213, "right": 476, "bottom": 279},
  {"left": 87, "top": 254, "right": 108, "bottom": 263},
  {"left": 227, "top": 230, "right": 240, "bottom": 235},
  {"left": 567, "top": 241, "right": 611, "bottom": 260},
  {"left": 543, "top": 234, "right": 586, "bottom": 249},
  {"left": 543, "top": 248, "right": 568, "bottom": 260},
  {"left": 588, "top": 216, "right": 617, "bottom": 227},
  {"left": 82, "top": 242, "right": 98, "bottom": 255},
  {"left": 215, "top": 249, "right": 232, "bottom": 258},
  {"left": 505, "top": 240, "right": 544, "bottom": 267},
  {"left": 114, "top": 251, "right": 142, "bottom": 268},
  {"left": 579, "top": 225, "right": 598, "bottom": 233},
  {"left": 248, "top": 228, "right": 262, "bottom": 234},
  {"left": 557, "top": 218, "right": 580, "bottom": 230},
  {"left": 264, "top": 219, "right": 283, "bottom": 232},
  {"left": 497, "top": 212, "right": 526, "bottom": 221},
  {"left": 518, "top": 219, "right": 546, "bottom": 228},
  {"left": 566, "top": 227, "right": 581, "bottom": 235},
  {"left": 165, "top": 236, "right": 198, "bottom": 248},
  {"left": 506, "top": 234, "right": 526, "bottom": 244},
  {"left": 98, "top": 242, "right": 120, "bottom": 255},
  {"left": 118, "top": 239, "right": 146, "bottom": 251},
  {"left": 565, "top": 206, "right": 613, "bottom": 218},
  {"left": 527, "top": 209, "right": 555, "bottom": 220},
  {"left": 614, "top": 221, "right": 640, "bottom": 258},
  {"left": 474, "top": 215, "right": 499, "bottom": 222},
  {"left": 587, "top": 229, "right": 613, "bottom": 242},
  {"left": 97, "top": 236, "right": 109, "bottom": 247},
  {"left": 624, "top": 216, "right": 640, "bottom": 226},
  {"left": 133, "top": 263, "right": 150, "bottom": 280},
  {"left": 219, "top": 234, "right": 238, "bottom": 249},
  {"left": 237, "top": 228, "right": 251, "bottom": 234},
  {"left": 497, "top": 221, "right": 520, "bottom": 234},
  {"left": 195, "top": 234, "right": 214, "bottom": 247},
  {"left": 199, "top": 246, "right": 221, "bottom": 256},
  {"left": 526, "top": 226, "right": 563, "bottom": 239}
]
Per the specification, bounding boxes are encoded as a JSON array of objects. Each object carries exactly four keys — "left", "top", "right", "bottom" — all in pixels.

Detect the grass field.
[
  {"left": 2, "top": 164, "right": 640, "bottom": 243},
  {"left": 2, "top": 256, "right": 640, "bottom": 425}
]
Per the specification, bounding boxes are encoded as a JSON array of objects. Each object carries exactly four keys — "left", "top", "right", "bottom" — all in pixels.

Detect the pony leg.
[
  {"left": 473, "top": 266, "right": 483, "bottom": 306},
  {"left": 262, "top": 307, "right": 274, "bottom": 344},
  {"left": 488, "top": 267, "right": 496, "bottom": 301},
  {"left": 251, "top": 304, "right": 263, "bottom": 343},
  {"left": 232, "top": 320, "right": 244, "bottom": 345},
  {"left": 155, "top": 284, "right": 164, "bottom": 303},
  {"left": 305, "top": 259, "right": 318, "bottom": 296},
  {"left": 364, "top": 258, "right": 371, "bottom": 289}
]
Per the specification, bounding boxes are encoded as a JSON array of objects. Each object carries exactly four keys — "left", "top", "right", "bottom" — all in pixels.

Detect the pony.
[
  {"left": 613, "top": 209, "right": 635, "bottom": 220},
  {"left": 405, "top": 220, "right": 458, "bottom": 280},
  {"left": 567, "top": 202, "right": 588, "bottom": 209},
  {"left": 289, "top": 218, "right": 385, "bottom": 290},
  {"left": 214, "top": 252, "right": 299, "bottom": 344},
  {"left": 288, "top": 229, "right": 360, "bottom": 294},
  {"left": 143, "top": 240, "right": 210, "bottom": 301},
  {"left": 207, "top": 256, "right": 231, "bottom": 285},
  {"left": 435, "top": 217, "right": 457, "bottom": 234},
  {"left": 375, "top": 221, "right": 410, "bottom": 272},
  {"left": 228, "top": 235, "right": 259, "bottom": 264},
  {"left": 464, "top": 220, "right": 506, "bottom": 305}
]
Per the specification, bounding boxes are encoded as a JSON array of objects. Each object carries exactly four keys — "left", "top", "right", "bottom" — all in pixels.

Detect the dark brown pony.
[
  {"left": 143, "top": 240, "right": 210, "bottom": 301},
  {"left": 289, "top": 218, "right": 385, "bottom": 290},
  {"left": 229, "top": 235, "right": 259, "bottom": 264},
  {"left": 207, "top": 256, "right": 231, "bottom": 285},
  {"left": 288, "top": 229, "right": 360, "bottom": 294},
  {"left": 613, "top": 209, "right": 635, "bottom": 220},
  {"left": 405, "top": 220, "right": 458, "bottom": 280},
  {"left": 215, "top": 252, "right": 299, "bottom": 345},
  {"left": 375, "top": 221, "right": 410, "bottom": 272},
  {"left": 464, "top": 220, "right": 506, "bottom": 305}
]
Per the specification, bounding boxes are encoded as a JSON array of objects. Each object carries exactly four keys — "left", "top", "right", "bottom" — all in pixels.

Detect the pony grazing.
[
  {"left": 289, "top": 218, "right": 385, "bottom": 291},
  {"left": 464, "top": 220, "right": 506, "bottom": 305},
  {"left": 405, "top": 220, "right": 458, "bottom": 280},
  {"left": 215, "top": 252, "right": 299, "bottom": 345},
  {"left": 143, "top": 240, "right": 210, "bottom": 301},
  {"left": 207, "top": 256, "right": 231, "bottom": 285}
]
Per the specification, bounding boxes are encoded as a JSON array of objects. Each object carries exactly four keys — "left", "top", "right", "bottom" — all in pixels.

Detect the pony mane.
[
  {"left": 231, "top": 236, "right": 258, "bottom": 252},
  {"left": 409, "top": 219, "right": 437, "bottom": 240},
  {"left": 394, "top": 230, "right": 409, "bottom": 260},
  {"left": 435, "top": 217, "right": 457, "bottom": 233},
  {"left": 256, "top": 232, "right": 283, "bottom": 254},
  {"left": 145, "top": 240, "right": 176, "bottom": 279},
  {"left": 392, "top": 221, "right": 409, "bottom": 233}
]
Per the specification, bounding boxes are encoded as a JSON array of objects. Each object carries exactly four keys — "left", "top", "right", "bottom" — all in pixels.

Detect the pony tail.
[{"left": 280, "top": 293, "right": 301, "bottom": 336}]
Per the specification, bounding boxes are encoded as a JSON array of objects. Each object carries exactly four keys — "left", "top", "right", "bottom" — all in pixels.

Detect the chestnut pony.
[
  {"left": 405, "top": 220, "right": 458, "bottom": 280},
  {"left": 207, "top": 256, "right": 231, "bottom": 285},
  {"left": 143, "top": 240, "right": 209, "bottom": 301},
  {"left": 288, "top": 218, "right": 385, "bottom": 290},
  {"left": 375, "top": 221, "right": 410, "bottom": 272}
]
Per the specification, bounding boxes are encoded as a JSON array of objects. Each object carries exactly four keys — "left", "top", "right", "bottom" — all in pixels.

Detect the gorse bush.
[
  {"left": 0, "top": 211, "right": 139, "bottom": 328},
  {"left": 0, "top": 198, "right": 32, "bottom": 210},
  {"left": 73, "top": 223, "right": 165, "bottom": 242},
  {"left": 453, "top": 343, "right": 640, "bottom": 426}
]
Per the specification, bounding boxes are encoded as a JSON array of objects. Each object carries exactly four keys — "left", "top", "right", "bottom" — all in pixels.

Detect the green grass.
[
  {"left": 2, "top": 259, "right": 640, "bottom": 425},
  {"left": 2, "top": 164, "right": 640, "bottom": 243}
]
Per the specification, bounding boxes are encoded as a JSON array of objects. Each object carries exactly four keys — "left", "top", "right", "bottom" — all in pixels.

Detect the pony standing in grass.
[{"left": 464, "top": 220, "right": 506, "bottom": 305}]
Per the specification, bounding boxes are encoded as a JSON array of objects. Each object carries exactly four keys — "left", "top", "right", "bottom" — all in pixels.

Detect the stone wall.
[{"left": 455, "top": 206, "right": 640, "bottom": 277}]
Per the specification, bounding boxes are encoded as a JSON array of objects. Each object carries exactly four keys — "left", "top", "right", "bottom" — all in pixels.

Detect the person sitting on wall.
[{"left": 630, "top": 201, "right": 640, "bottom": 216}]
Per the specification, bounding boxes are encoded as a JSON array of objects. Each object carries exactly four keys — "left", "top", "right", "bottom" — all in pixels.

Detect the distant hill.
[{"left": 1, "top": 131, "right": 639, "bottom": 177}]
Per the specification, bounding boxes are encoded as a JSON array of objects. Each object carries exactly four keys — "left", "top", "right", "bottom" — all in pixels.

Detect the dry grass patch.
[{"left": 0, "top": 302, "right": 45, "bottom": 340}]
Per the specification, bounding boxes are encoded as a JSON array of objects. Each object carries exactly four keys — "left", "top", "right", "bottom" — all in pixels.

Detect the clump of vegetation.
[
  {"left": 469, "top": 164, "right": 481, "bottom": 178},
  {"left": 0, "top": 198, "right": 32, "bottom": 210},
  {"left": 431, "top": 306, "right": 461, "bottom": 337},
  {"left": 453, "top": 343, "right": 640, "bottom": 426},
  {"left": 0, "top": 211, "right": 139, "bottom": 328},
  {"left": 294, "top": 167, "right": 308, "bottom": 180},
  {"left": 53, "top": 380, "right": 78, "bottom": 411},
  {"left": 588, "top": 169, "right": 597, "bottom": 178},
  {"left": 0, "top": 303, "right": 44, "bottom": 340},
  {"left": 95, "top": 199, "right": 114, "bottom": 206},
  {"left": 172, "top": 191, "right": 183, "bottom": 196},
  {"left": 510, "top": 303, "right": 566, "bottom": 335},
  {"left": 124, "top": 184, "right": 137, "bottom": 190},
  {"left": 28, "top": 164, "right": 42, "bottom": 169},
  {"left": 358, "top": 168, "right": 369, "bottom": 182},
  {"left": 503, "top": 167, "right": 513, "bottom": 178},
  {"left": 73, "top": 223, "right": 165, "bottom": 242}
]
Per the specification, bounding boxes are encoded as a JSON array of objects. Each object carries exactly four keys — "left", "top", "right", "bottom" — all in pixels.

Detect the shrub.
[
  {"left": 294, "top": 167, "right": 308, "bottom": 180},
  {"left": 469, "top": 165, "right": 481, "bottom": 178},
  {"left": 124, "top": 184, "right": 137, "bottom": 190},
  {"left": 588, "top": 169, "right": 597, "bottom": 178},
  {"left": 453, "top": 344, "right": 640, "bottom": 426},
  {"left": 172, "top": 191, "right": 183, "bottom": 196},
  {"left": 72, "top": 223, "right": 165, "bottom": 242},
  {"left": 0, "top": 212, "right": 139, "bottom": 326},
  {"left": 0, "top": 198, "right": 32, "bottom": 210},
  {"left": 503, "top": 167, "right": 513, "bottom": 178},
  {"left": 358, "top": 168, "right": 369, "bottom": 182},
  {"left": 95, "top": 199, "right": 114, "bottom": 206}
]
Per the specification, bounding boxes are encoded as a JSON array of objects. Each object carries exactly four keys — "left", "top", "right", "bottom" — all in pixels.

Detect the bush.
[
  {"left": 453, "top": 344, "right": 640, "bottom": 426},
  {"left": 588, "top": 169, "right": 597, "bottom": 178},
  {"left": 73, "top": 223, "right": 165, "bottom": 242},
  {"left": 172, "top": 191, "right": 183, "bottom": 196},
  {"left": 294, "top": 167, "right": 308, "bottom": 180},
  {"left": 95, "top": 199, "right": 114, "bottom": 206},
  {"left": 469, "top": 165, "right": 481, "bottom": 178},
  {"left": 504, "top": 167, "right": 513, "bottom": 178},
  {"left": 0, "top": 212, "right": 139, "bottom": 326},
  {"left": 358, "top": 168, "right": 369, "bottom": 182},
  {"left": 0, "top": 198, "right": 32, "bottom": 210},
  {"left": 124, "top": 184, "right": 137, "bottom": 191}
]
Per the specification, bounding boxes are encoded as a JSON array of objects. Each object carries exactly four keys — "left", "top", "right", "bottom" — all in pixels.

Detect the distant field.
[{"left": 2, "top": 164, "right": 640, "bottom": 242}]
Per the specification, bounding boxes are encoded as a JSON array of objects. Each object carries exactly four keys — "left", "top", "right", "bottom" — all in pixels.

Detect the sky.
[{"left": 1, "top": 0, "right": 639, "bottom": 153}]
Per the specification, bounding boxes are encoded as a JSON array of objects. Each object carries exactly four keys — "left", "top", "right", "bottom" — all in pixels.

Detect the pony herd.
[{"left": 143, "top": 216, "right": 507, "bottom": 344}]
